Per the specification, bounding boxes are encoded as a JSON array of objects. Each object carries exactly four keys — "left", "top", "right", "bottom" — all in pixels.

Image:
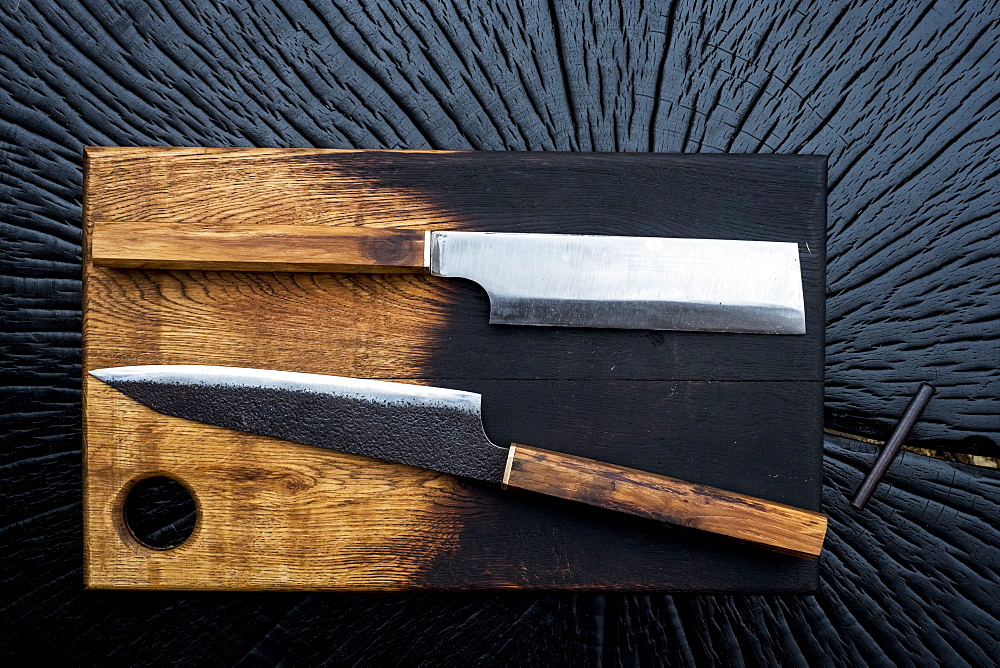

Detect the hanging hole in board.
[{"left": 122, "top": 475, "right": 198, "bottom": 549}]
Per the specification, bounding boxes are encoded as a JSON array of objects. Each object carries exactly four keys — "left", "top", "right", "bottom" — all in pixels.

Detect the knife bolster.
[
  {"left": 502, "top": 443, "right": 827, "bottom": 558},
  {"left": 91, "top": 222, "right": 429, "bottom": 273}
]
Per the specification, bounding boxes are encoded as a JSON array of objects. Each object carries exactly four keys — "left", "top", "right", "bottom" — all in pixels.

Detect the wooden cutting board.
[{"left": 82, "top": 147, "right": 826, "bottom": 591}]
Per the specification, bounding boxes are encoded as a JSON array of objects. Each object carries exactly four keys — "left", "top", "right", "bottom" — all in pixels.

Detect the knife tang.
[
  {"left": 91, "top": 221, "right": 427, "bottom": 273},
  {"left": 502, "top": 444, "right": 827, "bottom": 558}
]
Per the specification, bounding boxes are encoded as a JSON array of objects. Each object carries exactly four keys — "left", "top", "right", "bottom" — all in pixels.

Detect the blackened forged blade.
[{"left": 90, "top": 365, "right": 510, "bottom": 482}]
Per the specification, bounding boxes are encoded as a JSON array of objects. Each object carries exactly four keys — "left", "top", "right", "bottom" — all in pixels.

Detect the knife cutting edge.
[
  {"left": 91, "top": 365, "right": 827, "bottom": 558},
  {"left": 91, "top": 223, "right": 807, "bottom": 334}
]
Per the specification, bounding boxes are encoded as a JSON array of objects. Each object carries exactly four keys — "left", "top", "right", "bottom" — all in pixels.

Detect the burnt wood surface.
[{"left": 2, "top": 0, "right": 998, "bottom": 663}]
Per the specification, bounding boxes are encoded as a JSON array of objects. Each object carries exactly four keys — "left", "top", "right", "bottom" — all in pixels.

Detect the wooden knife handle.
[
  {"left": 502, "top": 444, "right": 827, "bottom": 558},
  {"left": 91, "top": 221, "right": 427, "bottom": 273}
]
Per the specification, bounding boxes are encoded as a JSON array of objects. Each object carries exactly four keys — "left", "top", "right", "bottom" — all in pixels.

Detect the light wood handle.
[
  {"left": 503, "top": 444, "right": 827, "bottom": 558},
  {"left": 91, "top": 221, "right": 427, "bottom": 272}
]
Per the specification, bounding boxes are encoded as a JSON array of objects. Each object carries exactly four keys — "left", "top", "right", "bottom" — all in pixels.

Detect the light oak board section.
[
  {"left": 83, "top": 147, "right": 462, "bottom": 589},
  {"left": 84, "top": 378, "right": 465, "bottom": 590}
]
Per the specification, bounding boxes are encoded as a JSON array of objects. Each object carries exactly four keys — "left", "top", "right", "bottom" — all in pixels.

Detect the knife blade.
[
  {"left": 91, "top": 223, "right": 806, "bottom": 334},
  {"left": 91, "top": 364, "right": 827, "bottom": 557}
]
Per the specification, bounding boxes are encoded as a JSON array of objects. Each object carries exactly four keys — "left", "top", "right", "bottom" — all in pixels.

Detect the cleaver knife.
[
  {"left": 91, "top": 223, "right": 807, "bottom": 334},
  {"left": 91, "top": 364, "right": 827, "bottom": 557}
]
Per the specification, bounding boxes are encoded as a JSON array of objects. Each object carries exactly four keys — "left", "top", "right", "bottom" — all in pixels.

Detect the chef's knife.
[
  {"left": 91, "top": 223, "right": 807, "bottom": 334},
  {"left": 91, "top": 365, "right": 827, "bottom": 557}
]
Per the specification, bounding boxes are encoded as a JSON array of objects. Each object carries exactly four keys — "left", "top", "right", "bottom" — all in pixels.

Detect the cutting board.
[{"left": 82, "top": 147, "right": 826, "bottom": 591}]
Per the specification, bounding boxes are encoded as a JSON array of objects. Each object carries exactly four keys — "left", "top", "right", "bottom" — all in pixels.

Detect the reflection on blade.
[{"left": 430, "top": 232, "right": 806, "bottom": 334}]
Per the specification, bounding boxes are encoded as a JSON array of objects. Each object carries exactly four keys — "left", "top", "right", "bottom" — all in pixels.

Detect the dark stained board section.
[
  {"left": 436, "top": 379, "right": 826, "bottom": 588},
  {"left": 83, "top": 148, "right": 825, "bottom": 383},
  {"left": 3, "top": 0, "right": 998, "bottom": 663},
  {"left": 328, "top": 151, "right": 827, "bottom": 383}
]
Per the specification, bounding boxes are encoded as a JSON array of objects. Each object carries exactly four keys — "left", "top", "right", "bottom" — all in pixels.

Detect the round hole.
[{"left": 122, "top": 476, "right": 198, "bottom": 549}]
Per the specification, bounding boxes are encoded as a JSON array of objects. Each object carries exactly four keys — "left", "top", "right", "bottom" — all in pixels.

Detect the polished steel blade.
[
  {"left": 429, "top": 232, "right": 806, "bottom": 334},
  {"left": 90, "top": 365, "right": 510, "bottom": 482}
]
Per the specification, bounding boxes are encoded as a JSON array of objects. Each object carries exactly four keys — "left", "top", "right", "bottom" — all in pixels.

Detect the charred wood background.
[{"left": 2, "top": 0, "right": 998, "bottom": 663}]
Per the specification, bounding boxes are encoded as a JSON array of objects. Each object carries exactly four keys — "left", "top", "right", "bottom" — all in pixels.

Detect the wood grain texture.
[
  {"left": 3, "top": 0, "right": 998, "bottom": 663},
  {"left": 91, "top": 221, "right": 427, "bottom": 272},
  {"left": 505, "top": 444, "right": 827, "bottom": 557},
  {"left": 82, "top": 148, "right": 825, "bottom": 591},
  {"left": 84, "top": 377, "right": 466, "bottom": 590}
]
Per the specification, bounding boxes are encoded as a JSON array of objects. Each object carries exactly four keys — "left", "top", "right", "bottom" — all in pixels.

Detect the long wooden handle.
[
  {"left": 502, "top": 444, "right": 827, "bottom": 558},
  {"left": 91, "top": 221, "right": 427, "bottom": 272}
]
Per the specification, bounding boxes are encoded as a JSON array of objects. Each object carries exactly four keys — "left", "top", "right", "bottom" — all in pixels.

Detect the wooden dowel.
[{"left": 851, "top": 383, "right": 936, "bottom": 510}]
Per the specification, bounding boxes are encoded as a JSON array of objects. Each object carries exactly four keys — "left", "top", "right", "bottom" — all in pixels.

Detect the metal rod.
[{"left": 850, "top": 383, "right": 936, "bottom": 510}]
